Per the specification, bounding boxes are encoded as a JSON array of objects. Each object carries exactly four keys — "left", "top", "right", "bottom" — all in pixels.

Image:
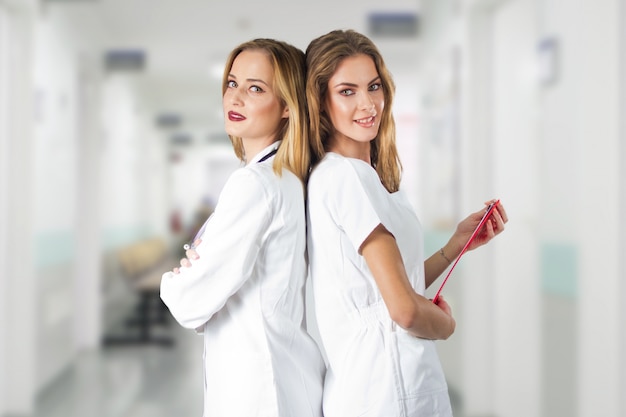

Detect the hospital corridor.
[{"left": 1, "top": 0, "right": 625, "bottom": 416}]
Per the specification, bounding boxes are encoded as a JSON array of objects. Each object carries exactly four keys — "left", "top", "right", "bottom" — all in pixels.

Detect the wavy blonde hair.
[
  {"left": 222, "top": 39, "right": 310, "bottom": 183},
  {"left": 305, "top": 29, "right": 402, "bottom": 193}
]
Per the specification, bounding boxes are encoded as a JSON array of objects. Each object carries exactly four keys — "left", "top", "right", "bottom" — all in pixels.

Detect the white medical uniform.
[
  {"left": 307, "top": 152, "right": 453, "bottom": 417},
  {"left": 161, "top": 143, "right": 325, "bottom": 417}
]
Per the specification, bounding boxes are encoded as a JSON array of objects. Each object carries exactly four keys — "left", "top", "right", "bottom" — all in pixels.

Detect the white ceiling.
[{"left": 43, "top": 0, "right": 421, "bottom": 140}]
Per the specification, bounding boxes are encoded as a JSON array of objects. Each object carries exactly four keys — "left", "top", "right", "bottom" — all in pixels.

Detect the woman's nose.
[
  {"left": 227, "top": 88, "right": 243, "bottom": 105},
  {"left": 359, "top": 95, "right": 376, "bottom": 113}
]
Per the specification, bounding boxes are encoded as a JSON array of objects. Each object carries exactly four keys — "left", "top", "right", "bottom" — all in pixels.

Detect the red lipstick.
[{"left": 228, "top": 111, "right": 245, "bottom": 121}]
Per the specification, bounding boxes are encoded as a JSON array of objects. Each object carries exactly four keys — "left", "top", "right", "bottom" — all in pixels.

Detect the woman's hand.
[
  {"left": 434, "top": 295, "right": 451, "bottom": 312},
  {"left": 361, "top": 225, "right": 456, "bottom": 340},
  {"left": 172, "top": 238, "right": 202, "bottom": 274},
  {"left": 449, "top": 200, "right": 508, "bottom": 255},
  {"left": 433, "top": 296, "right": 456, "bottom": 338}
]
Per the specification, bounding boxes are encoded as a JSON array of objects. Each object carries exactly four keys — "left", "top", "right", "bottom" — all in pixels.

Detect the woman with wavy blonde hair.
[
  {"left": 161, "top": 38, "right": 324, "bottom": 417},
  {"left": 224, "top": 38, "right": 311, "bottom": 183},
  {"left": 306, "top": 29, "right": 401, "bottom": 192},
  {"left": 305, "top": 29, "right": 507, "bottom": 417}
]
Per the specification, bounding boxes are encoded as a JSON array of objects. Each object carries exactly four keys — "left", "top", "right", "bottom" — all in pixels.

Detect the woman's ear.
[{"left": 282, "top": 106, "right": 289, "bottom": 119}]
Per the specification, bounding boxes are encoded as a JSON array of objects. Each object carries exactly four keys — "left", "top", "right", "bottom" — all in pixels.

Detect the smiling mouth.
[
  {"left": 355, "top": 116, "right": 375, "bottom": 126},
  {"left": 228, "top": 111, "right": 245, "bottom": 121}
]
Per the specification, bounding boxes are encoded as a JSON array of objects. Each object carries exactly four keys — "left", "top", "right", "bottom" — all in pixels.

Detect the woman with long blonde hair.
[
  {"left": 161, "top": 38, "right": 324, "bottom": 417},
  {"left": 305, "top": 29, "right": 507, "bottom": 417}
]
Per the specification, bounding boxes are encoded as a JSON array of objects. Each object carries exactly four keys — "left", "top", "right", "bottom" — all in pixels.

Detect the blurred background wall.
[{"left": 0, "top": 0, "right": 624, "bottom": 416}]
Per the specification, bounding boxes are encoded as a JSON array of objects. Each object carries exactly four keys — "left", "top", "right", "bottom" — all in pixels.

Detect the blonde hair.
[
  {"left": 305, "top": 29, "right": 402, "bottom": 193},
  {"left": 222, "top": 39, "right": 310, "bottom": 183}
]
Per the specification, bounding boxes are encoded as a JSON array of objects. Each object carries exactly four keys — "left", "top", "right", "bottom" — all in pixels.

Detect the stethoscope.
[{"left": 182, "top": 146, "right": 278, "bottom": 251}]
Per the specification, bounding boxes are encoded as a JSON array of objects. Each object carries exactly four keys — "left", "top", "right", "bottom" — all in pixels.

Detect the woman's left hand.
[
  {"left": 451, "top": 200, "right": 508, "bottom": 253},
  {"left": 172, "top": 238, "right": 202, "bottom": 274}
]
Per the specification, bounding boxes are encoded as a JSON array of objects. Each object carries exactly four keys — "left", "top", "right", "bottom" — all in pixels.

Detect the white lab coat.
[
  {"left": 161, "top": 143, "right": 325, "bottom": 417},
  {"left": 307, "top": 153, "right": 453, "bottom": 417}
]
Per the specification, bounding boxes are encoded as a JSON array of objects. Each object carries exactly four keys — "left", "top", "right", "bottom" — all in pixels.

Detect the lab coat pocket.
[
  {"left": 394, "top": 331, "right": 449, "bottom": 399},
  {"left": 204, "top": 349, "right": 276, "bottom": 416}
]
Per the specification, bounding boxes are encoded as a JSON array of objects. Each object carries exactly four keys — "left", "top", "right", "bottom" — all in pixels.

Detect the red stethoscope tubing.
[{"left": 432, "top": 200, "right": 499, "bottom": 305}]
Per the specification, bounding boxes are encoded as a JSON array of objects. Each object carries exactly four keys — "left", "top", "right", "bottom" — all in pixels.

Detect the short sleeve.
[{"left": 322, "top": 158, "right": 391, "bottom": 252}]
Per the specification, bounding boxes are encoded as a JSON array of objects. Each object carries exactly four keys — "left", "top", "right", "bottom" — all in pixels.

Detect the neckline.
[
  {"left": 248, "top": 140, "right": 281, "bottom": 164},
  {"left": 257, "top": 148, "right": 278, "bottom": 163}
]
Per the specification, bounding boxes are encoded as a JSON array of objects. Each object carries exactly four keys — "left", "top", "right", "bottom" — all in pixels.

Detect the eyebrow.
[
  {"left": 333, "top": 76, "right": 381, "bottom": 89},
  {"left": 228, "top": 74, "right": 270, "bottom": 87}
]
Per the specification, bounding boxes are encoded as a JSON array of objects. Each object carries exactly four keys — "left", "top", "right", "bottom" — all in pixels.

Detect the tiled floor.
[
  {"left": 34, "top": 319, "right": 465, "bottom": 417},
  {"left": 34, "top": 321, "right": 204, "bottom": 417}
]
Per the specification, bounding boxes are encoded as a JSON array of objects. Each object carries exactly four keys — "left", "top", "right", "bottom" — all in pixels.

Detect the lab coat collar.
[{"left": 249, "top": 141, "right": 282, "bottom": 164}]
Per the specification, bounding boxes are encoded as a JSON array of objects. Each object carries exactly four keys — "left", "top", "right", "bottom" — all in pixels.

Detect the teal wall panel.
[{"left": 541, "top": 242, "right": 577, "bottom": 297}]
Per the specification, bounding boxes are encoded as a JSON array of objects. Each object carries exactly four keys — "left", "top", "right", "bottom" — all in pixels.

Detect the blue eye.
[
  {"left": 369, "top": 83, "right": 382, "bottom": 91},
  {"left": 227, "top": 80, "right": 237, "bottom": 88},
  {"left": 250, "top": 85, "right": 264, "bottom": 93}
]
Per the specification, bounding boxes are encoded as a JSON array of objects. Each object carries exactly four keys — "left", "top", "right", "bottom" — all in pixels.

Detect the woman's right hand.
[
  {"left": 434, "top": 296, "right": 456, "bottom": 339},
  {"left": 434, "top": 295, "right": 454, "bottom": 317},
  {"left": 172, "top": 238, "right": 202, "bottom": 274},
  {"left": 361, "top": 224, "right": 456, "bottom": 340},
  {"left": 433, "top": 292, "right": 452, "bottom": 308}
]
